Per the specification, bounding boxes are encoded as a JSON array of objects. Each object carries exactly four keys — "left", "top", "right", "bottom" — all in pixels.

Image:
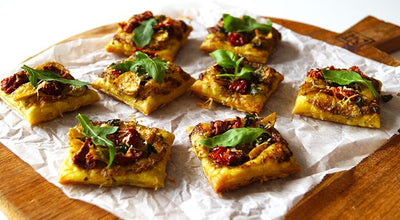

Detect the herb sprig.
[
  {"left": 223, "top": 14, "right": 272, "bottom": 33},
  {"left": 322, "top": 68, "right": 379, "bottom": 97},
  {"left": 76, "top": 114, "right": 119, "bottom": 168},
  {"left": 113, "top": 51, "right": 168, "bottom": 83},
  {"left": 21, "top": 65, "right": 90, "bottom": 87},
  {"left": 132, "top": 18, "right": 157, "bottom": 48},
  {"left": 199, "top": 127, "right": 269, "bottom": 149},
  {"left": 210, "top": 49, "right": 254, "bottom": 81}
]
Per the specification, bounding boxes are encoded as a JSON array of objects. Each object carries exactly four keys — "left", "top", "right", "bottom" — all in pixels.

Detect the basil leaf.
[
  {"left": 199, "top": 127, "right": 268, "bottom": 148},
  {"left": 211, "top": 49, "right": 254, "bottom": 81},
  {"left": 21, "top": 65, "right": 90, "bottom": 87},
  {"left": 322, "top": 69, "right": 379, "bottom": 97},
  {"left": 133, "top": 51, "right": 167, "bottom": 83},
  {"left": 236, "top": 65, "right": 253, "bottom": 80},
  {"left": 223, "top": 14, "right": 272, "bottom": 33},
  {"left": 112, "top": 52, "right": 168, "bottom": 83},
  {"left": 76, "top": 114, "right": 119, "bottom": 168},
  {"left": 210, "top": 49, "right": 238, "bottom": 69},
  {"left": 133, "top": 18, "right": 157, "bottom": 48}
]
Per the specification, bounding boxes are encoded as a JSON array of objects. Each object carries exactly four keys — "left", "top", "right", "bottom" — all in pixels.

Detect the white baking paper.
[{"left": 1, "top": 3, "right": 400, "bottom": 220}]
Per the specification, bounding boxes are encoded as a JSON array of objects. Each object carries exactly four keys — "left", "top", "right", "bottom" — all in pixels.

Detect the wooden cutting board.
[{"left": 1, "top": 16, "right": 399, "bottom": 220}]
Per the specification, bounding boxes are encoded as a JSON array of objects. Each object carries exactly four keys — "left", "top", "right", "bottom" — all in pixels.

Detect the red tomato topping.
[
  {"left": 227, "top": 32, "right": 248, "bottom": 46},
  {"left": 208, "top": 146, "right": 248, "bottom": 166},
  {"left": 228, "top": 79, "right": 249, "bottom": 94}
]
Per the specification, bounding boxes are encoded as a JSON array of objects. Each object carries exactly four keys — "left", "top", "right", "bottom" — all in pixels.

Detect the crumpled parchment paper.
[{"left": 1, "top": 3, "right": 399, "bottom": 220}]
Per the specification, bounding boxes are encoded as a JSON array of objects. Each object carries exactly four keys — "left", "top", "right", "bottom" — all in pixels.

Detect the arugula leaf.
[
  {"left": 21, "top": 65, "right": 90, "bottom": 87},
  {"left": 322, "top": 68, "right": 379, "bottom": 97},
  {"left": 223, "top": 14, "right": 272, "bottom": 33},
  {"left": 112, "top": 61, "right": 135, "bottom": 73},
  {"left": 210, "top": 49, "right": 254, "bottom": 81},
  {"left": 76, "top": 114, "right": 119, "bottom": 168},
  {"left": 133, "top": 18, "right": 157, "bottom": 48},
  {"left": 199, "top": 127, "right": 268, "bottom": 148},
  {"left": 113, "top": 52, "right": 168, "bottom": 83}
]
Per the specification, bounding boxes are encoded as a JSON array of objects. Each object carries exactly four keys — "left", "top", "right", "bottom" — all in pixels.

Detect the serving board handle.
[
  {"left": 337, "top": 16, "right": 400, "bottom": 54},
  {"left": 270, "top": 16, "right": 400, "bottom": 66}
]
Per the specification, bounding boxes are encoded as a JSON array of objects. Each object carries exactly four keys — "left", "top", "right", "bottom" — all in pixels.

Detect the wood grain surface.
[
  {"left": 1, "top": 16, "right": 399, "bottom": 220},
  {"left": 285, "top": 134, "right": 400, "bottom": 220}
]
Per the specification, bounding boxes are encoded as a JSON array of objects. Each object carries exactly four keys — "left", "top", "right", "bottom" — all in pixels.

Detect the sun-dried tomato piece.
[
  {"left": 307, "top": 66, "right": 336, "bottom": 79},
  {"left": 111, "top": 69, "right": 123, "bottom": 78},
  {"left": 73, "top": 138, "right": 106, "bottom": 169},
  {"left": 348, "top": 66, "right": 362, "bottom": 75},
  {"left": 85, "top": 153, "right": 98, "bottom": 169},
  {"left": 73, "top": 138, "right": 91, "bottom": 168},
  {"left": 42, "top": 64, "right": 71, "bottom": 79},
  {"left": 153, "top": 18, "right": 174, "bottom": 31},
  {"left": 113, "top": 147, "right": 145, "bottom": 165},
  {"left": 121, "top": 11, "right": 154, "bottom": 33},
  {"left": 119, "top": 128, "right": 142, "bottom": 147},
  {"left": 38, "top": 82, "right": 64, "bottom": 96},
  {"left": 228, "top": 79, "right": 249, "bottom": 94},
  {"left": 325, "top": 87, "right": 359, "bottom": 101},
  {"left": 132, "top": 48, "right": 158, "bottom": 58},
  {"left": 210, "top": 117, "right": 241, "bottom": 136},
  {"left": 306, "top": 68, "right": 323, "bottom": 79},
  {"left": 227, "top": 32, "right": 248, "bottom": 46},
  {"left": 1, "top": 71, "right": 29, "bottom": 94},
  {"left": 209, "top": 146, "right": 248, "bottom": 166}
]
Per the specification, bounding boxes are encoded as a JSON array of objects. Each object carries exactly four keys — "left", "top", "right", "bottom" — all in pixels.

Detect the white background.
[{"left": 0, "top": 0, "right": 399, "bottom": 219}]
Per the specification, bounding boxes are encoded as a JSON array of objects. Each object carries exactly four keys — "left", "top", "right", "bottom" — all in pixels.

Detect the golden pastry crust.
[
  {"left": 188, "top": 113, "right": 300, "bottom": 194},
  {"left": 0, "top": 62, "right": 99, "bottom": 125},
  {"left": 292, "top": 66, "right": 381, "bottom": 128},
  {"left": 105, "top": 11, "right": 192, "bottom": 61},
  {"left": 190, "top": 61, "right": 283, "bottom": 114},
  {"left": 92, "top": 54, "right": 195, "bottom": 115},
  {"left": 59, "top": 120, "right": 175, "bottom": 189},
  {"left": 200, "top": 17, "right": 281, "bottom": 63}
]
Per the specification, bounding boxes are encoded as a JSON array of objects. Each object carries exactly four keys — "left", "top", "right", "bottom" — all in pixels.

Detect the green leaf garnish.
[
  {"left": 322, "top": 68, "right": 379, "bottom": 97},
  {"left": 210, "top": 49, "right": 254, "bottom": 81},
  {"left": 21, "top": 65, "right": 90, "bottom": 88},
  {"left": 113, "top": 51, "right": 168, "bottom": 83},
  {"left": 199, "top": 127, "right": 269, "bottom": 149},
  {"left": 223, "top": 14, "right": 272, "bottom": 33},
  {"left": 236, "top": 65, "right": 253, "bottom": 80},
  {"left": 112, "top": 61, "right": 135, "bottom": 73},
  {"left": 76, "top": 114, "right": 119, "bottom": 168},
  {"left": 133, "top": 18, "right": 157, "bottom": 48},
  {"left": 210, "top": 49, "right": 239, "bottom": 70},
  {"left": 133, "top": 51, "right": 167, "bottom": 83}
]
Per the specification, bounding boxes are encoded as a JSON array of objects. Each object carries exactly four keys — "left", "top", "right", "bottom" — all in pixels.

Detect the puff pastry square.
[
  {"left": 292, "top": 66, "right": 381, "bottom": 128},
  {"left": 200, "top": 15, "right": 281, "bottom": 63},
  {"left": 105, "top": 11, "right": 192, "bottom": 61},
  {"left": 59, "top": 119, "right": 175, "bottom": 189},
  {"left": 188, "top": 112, "right": 300, "bottom": 194},
  {"left": 92, "top": 53, "right": 194, "bottom": 115},
  {"left": 190, "top": 61, "right": 283, "bottom": 114},
  {"left": 0, "top": 62, "right": 99, "bottom": 125}
]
